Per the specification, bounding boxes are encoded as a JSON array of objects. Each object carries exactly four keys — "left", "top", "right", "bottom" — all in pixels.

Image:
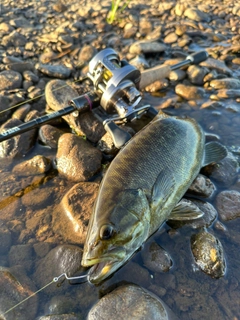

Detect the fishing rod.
[{"left": 0, "top": 48, "right": 208, "bottom": 148}]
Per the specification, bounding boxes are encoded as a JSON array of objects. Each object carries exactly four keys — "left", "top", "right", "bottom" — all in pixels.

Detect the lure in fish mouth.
[{"left": 81, "top": 112, "right": 228, "bottom": 284}]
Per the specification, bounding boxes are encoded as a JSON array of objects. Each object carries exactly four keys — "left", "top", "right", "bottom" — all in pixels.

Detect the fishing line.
[{"left": 2, "top": 272, "right": 89, "bottom": 316}]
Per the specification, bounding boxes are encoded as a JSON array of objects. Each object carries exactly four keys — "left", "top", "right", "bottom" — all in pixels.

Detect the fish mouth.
[{"left": 88, "top": 260, "right": 117, "bottom": 283}]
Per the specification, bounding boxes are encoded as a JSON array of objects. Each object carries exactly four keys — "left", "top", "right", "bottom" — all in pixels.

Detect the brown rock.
[{"left": 216, "top": 190, "right": 240, "bottom": 221}]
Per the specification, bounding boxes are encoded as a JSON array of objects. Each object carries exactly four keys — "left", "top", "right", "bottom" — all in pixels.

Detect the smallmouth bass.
[{"left": 81, "top": 112, "right": 227, "bottom": 283}]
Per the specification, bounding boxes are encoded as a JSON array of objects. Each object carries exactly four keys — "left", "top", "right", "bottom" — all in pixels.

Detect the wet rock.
[
  {"left": 0, "top": 221, "right": 12, "bottom": 255},
  {"left": 21, "top": 185, "right": 54, "bottom": 209},
  {"left": 0, "top": 95, "right": 11, "bottom": 123},
  {"left": 184, "top": 8, "right": 211, "bottom": 22},
  {"left": 0, "top": 70, "right": 22, "bottom": 91},
  {"left": 36, "top": 63, "right": 71, "bottom": 79},
  {"left": 202, "top": 152, "right": 239, "bottom": 187},
  {"left": 34, "top": 245, "right": 85, "bottom": 295},
  {"left": 191, "top": 231, "right": 226, "bottom": 278},
  {"left": 12, "top": 155, "right": 51, "bottom": 176},
  {"left": 187, "top": 174, "right": 215, "bottom": 198},
  {"left": 216, "top": 190, "right": 240, "bottom": 221},
  {"left": 167, "top": 199, "right": 217, "bottom": 229},
  {"left": 175, "top": 84, "right": 205, "bottom": 100},
  {"left": 39, "top": 124, "right": 64, "bottom": 148},
  {"left": 23, "top": 70, "right": 39, "bottom": 83},
  {"left": 45, "top": 80, "right": 105, "bottom": 142},
  {"left": 0, "top": 266, "right": 38, "bottom": 319},
  {"left": 142, "top": 241, "right": 172, "bottom": 273},
  {"left": 210, "top": 78, "right": 240, "bottom": 89},
  {"left": 87, "top": 284, "right": 169, "bottom": 320},
  {"left": 217, "top": 89, "right": 240, "bottom": 99},
  {"left": 52, "top": 182, "right": 99, "bottom": 244},
  {"left": 145, "top": 79, "right": 169, "bottom": 92},
  {"left": 12, "top": 104, "right": 31, "bottom": 120},
  {"left": 187, "top": 65, "right": 208, "bottom": 85},
  {"left": 129, "top": 41, "right": 167, "bottom": 55},
  {"left": 200, "top": 58, "right": 233, "bottom": 76},
  {"left": 38, "top": 315, "right": 79, "bottom": 320},
  {"left": 0, "top": 118, "right": 36, "bottom": 159},
  {"left": 78, "top": 45, "right": 97, "bottom": 63},
  {"left": 169, "top": 69, "right": 186, "bottom": 82},
  {"left": 56, "top": 133, "right": 102, "bottom": 182},
  {"left": 44, "top": 295, "right": 79, "bottom": 316},
  {"left": 8, "top": 244, "right": 33, "bottom": 271}
]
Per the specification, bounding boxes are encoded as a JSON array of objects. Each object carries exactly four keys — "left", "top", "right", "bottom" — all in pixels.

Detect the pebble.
[
  {"left": 187, "top": 65, "right": 208, "bottom": 85},
  {"left": 175, "top": 83, "right": 206, "bottom": 100},
  {"left": 142, "top": 241, "right": 173, "bottom": 273},
  {"left": 38, "top": 124, "right": 64, "bottom": 148},
  {"left": 55, "top": 133, "right": 102, "bottom": 182},
  {"left": 2, "top": 30, "right": 27, "bottom": 47},
  {"left": 12, "top": 155, "right": 52, "bottom": 176},
  {"left": 217, "top": 89, "right": 240, "bottom": 99},
  {"left": 216, "top": 190, "right": 240, "bottom": 221},
  {"left": 0, "top": 118, "right": 36, "bottom": 159},
  {"left": 38, "top": 315, "right": 79, "bottom": 320},
  {"left": 210, "top": 78, "right": 240, "bottom": 89},
  {"left": 202, "top": 152, "right": 239, "bottom": 187},
  {"left": 87, "top": 284, "right": 170, "bottom": 320},
  {"left": 187, "top": 174, "right": 215, "bottom": 198},
  {"left": 0, "top": 221, "right": 12, "bottom": 255},
  {"left": 35, "top": 63, "right": 71, "bottom": 79},
  {"left": 52, "top": 182, "right": 99, "bottom": 244},
  {"left": 0, "top": 266, "right": 38, "bottom": 319},
  {"left": 191, "top": 231, "right": 226, "bottom": 278},
  {"left": 129, "top": 41, "right": 167, "bottom": 55},
  {"left": 200, "top": 58, "right": 233, "bottom": 76},
  {"left": 0, "top": 95, "right": 11, "bottom": 123},
  {"left": 184, "top": 8, "right": 211, "bottom": 22},
  {"left": 0, "top": 70, "right": 22, "bottom": 91}
]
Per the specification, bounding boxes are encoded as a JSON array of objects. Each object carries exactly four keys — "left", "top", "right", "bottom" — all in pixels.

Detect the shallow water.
[{"left": 0, "top": 90, "right": 240, "bottom": 320}]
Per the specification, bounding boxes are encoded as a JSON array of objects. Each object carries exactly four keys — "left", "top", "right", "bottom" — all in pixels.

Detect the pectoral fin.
[
  {"left": 202, "top": 142, "right": 227, "bottom": 167},
  {"left": 168, "top": 198, "right": 204, "bottom": 221},
  {"left": 151, "top": 169, "right": 175, "bottom": 210}
]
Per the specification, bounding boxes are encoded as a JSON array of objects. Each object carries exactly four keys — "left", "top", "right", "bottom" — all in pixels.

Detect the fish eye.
[{"left": 100, "top": 224, "right": 114, "bottom": 240}]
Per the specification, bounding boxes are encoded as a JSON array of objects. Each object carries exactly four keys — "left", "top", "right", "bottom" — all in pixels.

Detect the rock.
[
  {"left": 0, "top": 221, "right": 12, "bottom": 255},
  {"left": 12, "top": 155, "right": 51, "bottom": 176},
  {"left": 191, "top": 231, "right": 226, "bottom": 278},
  {"left": 9, "top": 17, "right": 31, "bottom": 28},
  {"left": 129, "top": 41, "right": 167, "bottom": 55},
  {"left": 87, "top": 284, "right": 170, "bottom": 320},
  {"left": 0, "top": 118, "right": 36, "bottom": 159},
  {"left": 210, "top": 78, "right": 240, "bottom": 89},
  {"left": 142, "top": 241, "right": 172, "bottom": 273},
  {"left": 187, "top": 174, "right": 215, "bottom": 198},
  {"left": 0, "top": 95, "right": 11, "bottom": 123},
  {"left": 52, "top": 182, "right": 99, "bottom": 244},
  {"left": 200, "top": 58, "right": 233, "bottom": 76},
  {"left": 0, "top": 70, "right": 22, "bottom": 91},
  {"left": 216, "top": 190, "right": 240, "bottom": 221},
  {"left": 217, "top": 89, "right": 240, "bottom": 99},
  {"left": 45, "top": 80, "right": 105, "bottom": 142},
  {"left": 2, "top": 31, "right": 27, "bottom": 47},
  {"left": 55, "top": 133, "right": 102, "bottom": 182},
  {"left": 201, "top": 152, "right": 239, "bottom": 187},
  {"left": 167, "top": 199, "right": 217, "bottom": 229},
  {"left": 33, "top": 245, "right": 85, "bottom": 295},
  {"left": 78, "top": 45, "right": 97, "bottom": 63},
  {"left": 175, "top": 84, "right": 205, "bottom": 100},
  {"left": 169, "top": 69, "right": 186, "bottom": 82},
  {"left": 44, "top": 295, "right": 79, "bottom": 316},
  {"left": 21, "top": 185, "right": 54, "bottom": 209},
  {"left": 184, "top": 8, "right": 211, "bottom": 22},
  {"left": 8, "top": 244, "right": 33, "bottom": 271},
  {"left": 0, "top": 266, "right": 38, "bottom": 319},
  {"left": 12, "top": 104, "right": 31, "bottom": 120},
  {"left": 39, "top": 124, "right": 64, "bottom": 148},
  {"left": 164, "top": 32, "right": 178, "bottom": 44},
  {"left": 23, "top": 70, "right": 39, "bottom": 83},
  {"left": 38, "top": 315, "right": 79, "bottom": 320},
  {"left": 187, "top": 65, "right": 208, "bottom": 85},
  {"left": 35, "top": 63, "right": 71, "bottom": 79}
]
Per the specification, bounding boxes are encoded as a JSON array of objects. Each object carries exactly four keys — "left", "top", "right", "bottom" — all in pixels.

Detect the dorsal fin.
[{"left": 202, "top": 142, "right": 227, "bottom": 167}]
